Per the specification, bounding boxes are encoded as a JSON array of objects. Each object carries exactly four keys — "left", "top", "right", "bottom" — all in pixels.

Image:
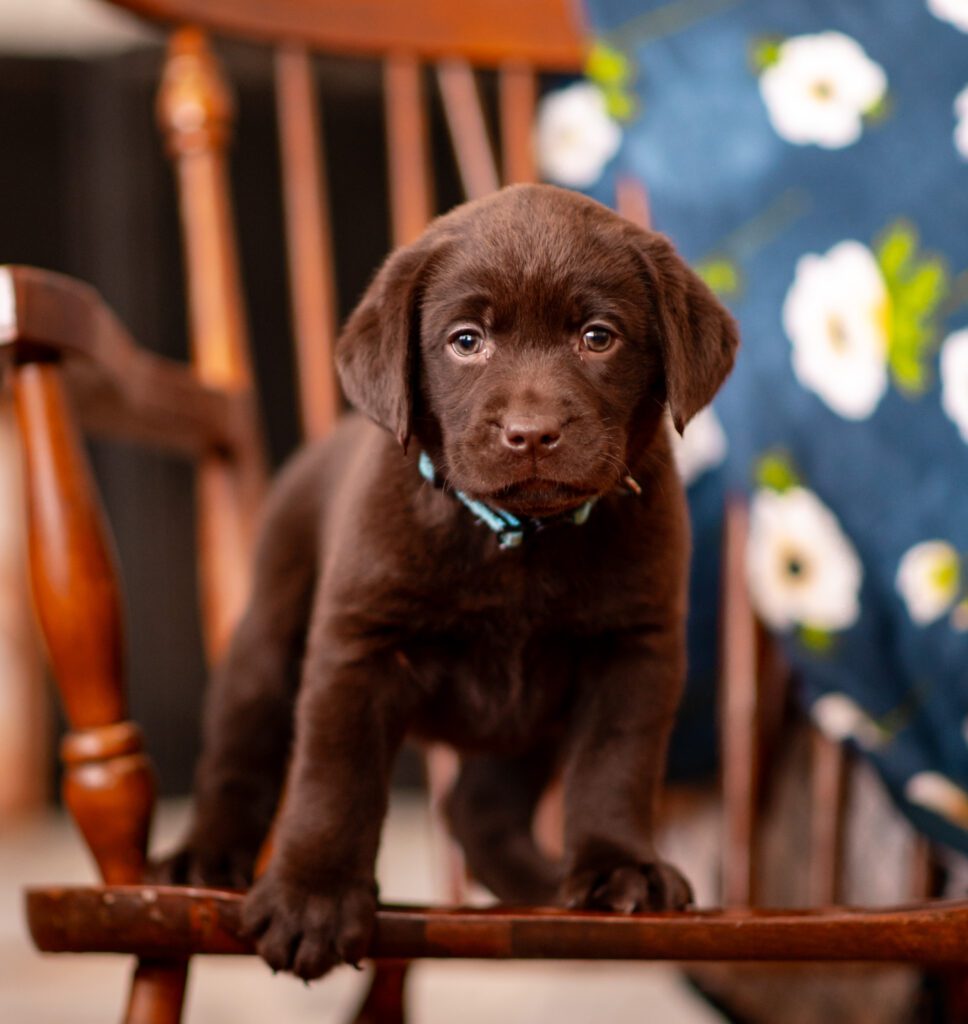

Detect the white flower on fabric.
[
  {"left": 906, "top": 771, "right": 968, "bottom": 828},
  {"left": 928, "top": 0, "right": 968, "bottom": 32},
  {"left": 536, "top": 82, "right": 621, "bottom": 188},
  {"left": 671, "top": 406, "right": 728, "bottom": 486},
  {"left": 759, "top": 32, "right": 887, "bottom": 148},
  {"left": 747, "top": 486, "right": 863, "bottom": 633},
  {"left": 940, "top": 330, "right": 968, "bottom": 443},
  {"left": 812, "top": 693, "right": 887, "bottom": 750},
  {"left": 784, "top": 241, "right": 891, "bottom": 419},
  {"left": 896, "top": 540, "right": 961, "bottom": 624}
]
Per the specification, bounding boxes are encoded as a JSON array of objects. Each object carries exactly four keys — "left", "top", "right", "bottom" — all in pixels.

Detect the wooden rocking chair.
[{"left": 3, "top": 2, "right": 967, "bottom": 1022}]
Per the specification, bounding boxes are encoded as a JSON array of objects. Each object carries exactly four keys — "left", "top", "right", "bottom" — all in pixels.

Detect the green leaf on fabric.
[
  {"left": 875, "top": 221, "right": 949, "bottom": 394},
  {"left": 799, "top": 625, "right": 834, "bottom": 652},
  {"left": 754, "top": 452, "right": 800, "bottom": 493},
  {"left": 604, "top": 87, "right": 637, "bottom": 121},
  {"left": 864, "top": 92, "right": 893, "bottom": 124},
  {"left": 584, "top": 42, "right": 636, "bottom": 122},
  {"left": 585, "top": 41, "right": 631, "bottom": 87},
  {"left": 696, "top": 257, "right": 741, "bottom": 296},
  {"left": 750, "top": 36, "right": 783, "bottom": 72},
  {"left": 876, "top": 222, "right": 916, "bottom": 281}
]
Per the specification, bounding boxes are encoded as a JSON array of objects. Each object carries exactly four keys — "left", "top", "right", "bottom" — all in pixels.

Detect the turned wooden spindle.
[
  {"left": 274, "top": 44, "right": 341, "bottom": 441},
  {"left": 13, "top": 362, "right": 155, "bottom": 884},
  {"left": 157, "top": 27, "right": 266, "bottom": 663},
  {"left": 12, "top": 360, "right": 186, "bottom": 1024}
]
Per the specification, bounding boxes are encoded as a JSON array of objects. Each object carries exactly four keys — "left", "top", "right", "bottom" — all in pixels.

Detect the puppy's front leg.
[
  {"left": 560, "top": 630, "right": 693, "bottom": 912},
  {"left": 242, "top": 638, "right": 413, "bottom": 980}
]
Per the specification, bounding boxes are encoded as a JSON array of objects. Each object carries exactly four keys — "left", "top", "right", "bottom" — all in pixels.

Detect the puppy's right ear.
[{"left": 336, "top": 234, "right": 443, "bottom": 449}]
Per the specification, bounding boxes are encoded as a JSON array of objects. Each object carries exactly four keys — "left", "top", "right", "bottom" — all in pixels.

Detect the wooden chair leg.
[
  {"left": 13, "top": 362, "right": 188, "bottom": 1023},
  {"left": 719, "top": 499, "right": 760, "bottom": 907},
  {"left": 349, "top": 961, "right": 409, "bottom": 1024}
]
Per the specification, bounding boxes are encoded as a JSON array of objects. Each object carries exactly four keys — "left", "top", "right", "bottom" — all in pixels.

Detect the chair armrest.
[{"left": 0, "top": 264, "right": 253, "bottom": 458}]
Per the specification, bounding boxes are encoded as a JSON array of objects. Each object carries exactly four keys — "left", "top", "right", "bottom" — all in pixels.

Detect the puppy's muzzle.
[{"left": 500, "top": 415, "right": 563, "bottom": 456}]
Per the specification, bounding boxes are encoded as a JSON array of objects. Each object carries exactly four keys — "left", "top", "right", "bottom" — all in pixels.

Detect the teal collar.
[{"left": 418, "top": 451, "right": 597, "bottom": 550}]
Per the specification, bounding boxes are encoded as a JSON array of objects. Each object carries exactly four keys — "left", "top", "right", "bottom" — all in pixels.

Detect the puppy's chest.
[
  {"left": 396, "top": 560, "right": 578, "bottom": 746},
  {"left": 404, "top": 616, "right": 578, "bottom": 750}
]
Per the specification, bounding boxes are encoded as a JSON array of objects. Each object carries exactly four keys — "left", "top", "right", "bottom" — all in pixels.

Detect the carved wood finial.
[{"left": 157, "top": 27, "right": 234, "bottom": 157}]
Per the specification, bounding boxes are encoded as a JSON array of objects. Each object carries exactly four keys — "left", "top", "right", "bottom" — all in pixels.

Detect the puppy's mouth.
[{"left": 478, "top": 479, "right": 599, "bottom": 519}]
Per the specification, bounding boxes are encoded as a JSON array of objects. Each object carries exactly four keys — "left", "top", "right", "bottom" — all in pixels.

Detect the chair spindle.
[
  {"left": 12, "top": 361, "right": 185, "bottom": 1024},
  {"left": 436, "top": 60, "right": 501, "bottom": 200},
  {"left": 498, "top": 63, "right": 538, "bottom": 184},
  {"left": 157, "top": 27, "right": 267, "bottom": 661},
  {"left": 808, "top": 731, "right": 849, "bottom": 906},
  {"left": 719, "top": 499, "right": 760, "bottom": 907},
  {"left": 275, "top": 44, "right": 341, "bottom": 440},
  {"left": 384, "top": 54, "right": 433, "bottom": 247}
]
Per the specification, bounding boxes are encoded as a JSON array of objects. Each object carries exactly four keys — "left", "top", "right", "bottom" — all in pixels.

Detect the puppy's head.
[{"left": 337, "top": 184, "right": 737, "bottom": 517}]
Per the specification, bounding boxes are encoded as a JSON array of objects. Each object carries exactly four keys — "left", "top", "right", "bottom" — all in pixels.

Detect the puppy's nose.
[{"left": 501, "top": 416, "right": 562, "bottom": 454}]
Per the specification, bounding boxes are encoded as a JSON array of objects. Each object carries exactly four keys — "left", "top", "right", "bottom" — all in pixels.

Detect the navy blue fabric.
[{"left": 564, "top": 0, "right": 968, "bottom": 850}]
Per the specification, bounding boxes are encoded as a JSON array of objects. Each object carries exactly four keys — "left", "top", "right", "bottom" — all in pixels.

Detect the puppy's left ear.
[
  {"left": 635, "top": 231, "right": 739, "bottom": 434},
  {"left": 336, "top": 233, "right": 445, "bottom": 449}
]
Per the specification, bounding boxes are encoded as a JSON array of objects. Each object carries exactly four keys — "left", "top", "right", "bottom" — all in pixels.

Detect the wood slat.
[
  {"left": 808, "top": 730, "right": 849, "bottom": 907},
  {"left": 157, "top": 28, "right": 268, "bottom": 661},
  {"left": 106, "top": 0, "right": 585, "bottom": 70},
  {"left": 436, "top": 60, "right": 500, "bottom": 201},
  {"left": 12, "top": 364, "right": 158, "bottom": 883},
  {"left": 0, "top": 395, "right": 48, "bottom": 818},
  {"left": 0, "top": 265, "right": 254, "bottom": 458},
  {"left": 615, "top": 175, "right": 652, "bottom": 229},
  {"left": 384, "top": 54, "right": 433, "bottom": 247},
  {"left": 498, "top": 63, "right": 538, "bottom": 184},
  {"left": 719, "top": 499, "right": 760, "bottom": 907},
  {"left": 274, "top": 45, "right": 340, "bottom": 441},
  {"left": 27, "top": 886, "right": 968, "bottom": 965}
]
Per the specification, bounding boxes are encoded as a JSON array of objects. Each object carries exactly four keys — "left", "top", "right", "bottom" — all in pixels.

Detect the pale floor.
[{"left": 1, "top": 795, "right": 724, "bottom": 1024}]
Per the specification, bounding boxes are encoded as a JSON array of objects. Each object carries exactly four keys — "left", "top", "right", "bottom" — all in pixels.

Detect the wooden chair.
[{"left": 3, "top": 2, "right": 967, "bottom": 1022}]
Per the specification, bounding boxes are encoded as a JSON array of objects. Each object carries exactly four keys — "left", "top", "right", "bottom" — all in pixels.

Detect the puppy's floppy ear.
[
  {"left": 336, "top": 233, "right": 444, "bottom": 449},
  {"left": 635, "top": 230, "right": 739, "bottom": 435}
]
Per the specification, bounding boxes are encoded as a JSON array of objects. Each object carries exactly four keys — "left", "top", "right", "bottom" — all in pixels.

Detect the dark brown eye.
[
  {"left": 451, "top": 329, "right": 485, "bottom": 357},
  {"left": 581, "top": 326, "right": 614, "bottom": 353}
]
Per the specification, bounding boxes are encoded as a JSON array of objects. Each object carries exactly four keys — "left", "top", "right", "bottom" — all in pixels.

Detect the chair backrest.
[{"left": 118, "top": 0, "right": 584, "bottom": 662}]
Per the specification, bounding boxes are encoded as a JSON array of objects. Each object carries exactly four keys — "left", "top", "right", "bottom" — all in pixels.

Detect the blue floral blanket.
[{"left": 536, "top": 0, "right": 968, "bottom": 853}]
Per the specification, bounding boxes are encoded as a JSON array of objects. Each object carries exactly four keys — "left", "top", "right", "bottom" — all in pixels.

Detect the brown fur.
[{"left": 154, "top": 184, "right": 739, "bottom": 980}]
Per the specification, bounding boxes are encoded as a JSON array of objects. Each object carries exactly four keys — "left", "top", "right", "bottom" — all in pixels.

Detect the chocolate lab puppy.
[{"left": 157, "top": 184, "right": 738, "bottom": 980}]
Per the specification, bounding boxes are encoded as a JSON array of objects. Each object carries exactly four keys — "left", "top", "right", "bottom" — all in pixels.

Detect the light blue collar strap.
[{"left": 418, "top": 451, "right": 597, "bottom": 550}]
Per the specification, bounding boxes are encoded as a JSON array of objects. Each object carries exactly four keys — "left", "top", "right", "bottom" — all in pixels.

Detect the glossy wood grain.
[
  {"left": 11, "top": 360, "right": 180, "bottom": 1022},
  {"left": 106, "top": 0, "right": 584, "bottom": 68},
  {"left": 385, "top": 55, "right": 433, "bottom": 248},
  {"left": 499, "top": 64, "right": 538, "bottom": 184},
  {"left": 275, "top": 46, "right": 341, "bottom": 440},
  {"left": 436, "top": 61, "right": 500, "bottom": 200},
  {"left": 0, "top": 265, "right": 251, "bottom": 457},
  {"left": 0, "top": 397, "right": 47, "bottom": 818},
  {"left": 809, "top": 731, "right": 849, "bottom": 907},
  {"left": 157, "top": 28, "right": 267, "bottom": 661},
  {"left": 13, "top": 363, "right": 129, "bottom": 733},
  {"left": 719, "top": 499, "right": 760, "bottom": 907},
  {"left": 27, "top": 886, "right": 968, "bottom": 965}
]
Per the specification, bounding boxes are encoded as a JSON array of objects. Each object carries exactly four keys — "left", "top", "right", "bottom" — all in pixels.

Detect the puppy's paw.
[
  {"left": 148, "top": 838, "right": 257, "bottom": 890},
  {"left": 241, "top": 871, "right": 378, "bottom": 980},
  {"left": 560, "top": 859, "right": 693, "bottom": 912}
]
